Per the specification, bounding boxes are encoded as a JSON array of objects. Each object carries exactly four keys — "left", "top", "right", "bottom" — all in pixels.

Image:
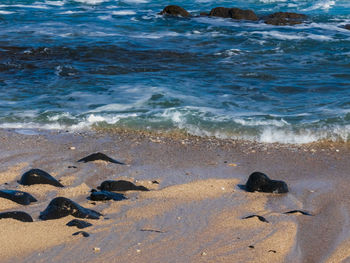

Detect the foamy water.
[{"left": 0, "top": 0, "right": 349, "bottom": 144}]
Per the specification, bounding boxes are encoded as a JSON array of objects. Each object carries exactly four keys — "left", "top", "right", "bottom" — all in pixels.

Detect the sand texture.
[{"left": 0, "top": 128, "right": 350, "bottom": 262}]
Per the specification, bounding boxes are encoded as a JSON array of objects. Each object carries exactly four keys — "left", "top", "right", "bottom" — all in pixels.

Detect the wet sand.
[{"left": 0, "top": 128, "right": 350, "bottom": 262}]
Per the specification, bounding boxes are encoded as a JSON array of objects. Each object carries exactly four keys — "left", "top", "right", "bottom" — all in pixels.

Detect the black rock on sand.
[
  {"left": 97, "top": 180, "right": 149, "bottom": 192},
  {"left": 18, "top": 169, "right": 64, "bottom": 187},
  {"left": 66, "top": 219, "right": 93, "bottom": 229},
  {"left": 0, "top": 189, "right": 37, "bottom": 205},
  {"left": 39, "top": 197, "right": 101, "bottom": 220},
  {"left": 244, "top": 171, "right": 289, "bottom": 193},
  {"left": 0, "top": 211, "right": 33, "bottom": 222},
  {"left": 78, "top": 152, "right": 125, "bottom": 165},
  {"left": 89, "top": 190, "right": 127, "bottom": 201}
]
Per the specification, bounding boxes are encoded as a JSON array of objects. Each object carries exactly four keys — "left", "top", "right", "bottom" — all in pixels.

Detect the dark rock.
[
  {"left": 283, "top": 210, "right": 313, "bottom": 216},
  {"left": 344, "top": 24, "right": 350, "bottom": 30},
  {"left": 264, "top": 12, "right": 307, "bottom": 26},
  {"left": 244, "top": 172, "right": 288, "bottom": 193},
  {"left": 249, "top": 245, "right": 255, "bottom": 249},
  {"left": 209, "top": 7, "right": 258, "bottom": 21},
  {"left": 200, "top": 12, "right": 208, "bottom": 16},
  {"left": 159, "top": 5, "right": 190, "bottom": 17},
  {"left": 77, "top": 152, "right": 125, "bottom": 164},
  {"left": 0, "top": 189, "right": 37, "bottom": 205},
  {"left": 68, "top": 166, "right": 77, "bottom": 169},
  {"left": 72, "top": 231, "right": 89, "bottom": 237},
  {"left": 39, "top": 197, "right": 101, "bottom": 220},
  {"left": 0, "top": 211, "right": 33, "bottom": 222},
  {"left": 152, "top": 180, "right": 159, "bottom": 184},
  {"left": 242, "top": 214, "right": 269, "bottom": 223},
  {"left": 66, "top": 219, "right": 92, "bottom": 229},
  {"left": 18, "top": 169, "right": 64, "bottom": 187},
  {"left": 97, "top": 180, "right": 149, "bottom": 192},
  {"left": 89, "top": 190, "right": 126, "bottom": 201}
]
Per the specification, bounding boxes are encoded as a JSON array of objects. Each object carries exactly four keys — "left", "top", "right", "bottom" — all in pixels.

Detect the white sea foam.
[
  {"left": 73, "top": 0, "right": 107, "bottom": 4},
  {"left": 121, "top": 0, "right": 148, "bottom": 4},
  {"left": 0, "top": 10, "right": 14, "bottom": 14},
  {"left": 112, "top": 10, "right": 136, "bottom": 15},
  {"left": 44, "top": 1, "right": 66, "bottom": 6},
  {"left": 234, "top": 118, "right": 289, "bottom": 127},
  {"left": 259, "top": 0, "right": 287, "bottom": 2},
  {"left": 302, "top": 0, "right": 336, "bottom": 11},
  {"left": 10, "top": 4, "right": 49, "bottom": 9},
  {"left": 131, "top": 31, "right": 179, "bottom": 39},
  {"left": 252, "top": 30, "right": 333, "bottom": 41}
]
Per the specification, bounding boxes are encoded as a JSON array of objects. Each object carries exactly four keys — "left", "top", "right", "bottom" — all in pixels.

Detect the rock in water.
[
  {"left": 66, "top": 219, "right": 93, "bottom": 229},
  {"left": 245, "top": 172, "right": 288, "bottom": 193},
  {"left": 97, "top": 180, "right": 149, "bottom": 192},
  {"left": 0, "top": 211, "right": 33, "bottom": 222},
  {"left": 345, "top": 24, "right": 350, "bottom": 30},
  {"left": 0, "top": 189, "right": 37, "bottom": 205},
  {"left": 39, "top": 197, "right": 101, "bottom": 220},
  {"left": 159, "top": 5, "right": 190, "bottom": 17},
  {"left": 209, "top": 7, "right": 258, "bottom": 21},
  {"left": 264, "top": 12, "right": 307, "bottom": 25},
  {"left": 89, "top": 190, "right": 127, "bottom": 201},
  {"left": 19, "top": 169, "right": 64, "bottom": 187},
  {"left": 77, "top": 152, "right": 125, "bottom": 164}
]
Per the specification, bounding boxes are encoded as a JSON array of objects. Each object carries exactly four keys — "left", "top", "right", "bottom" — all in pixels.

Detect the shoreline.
[{"left": 0, "top": 128, "right": 350, "bottom": 262}]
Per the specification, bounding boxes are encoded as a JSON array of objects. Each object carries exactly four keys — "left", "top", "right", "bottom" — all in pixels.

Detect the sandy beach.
[{"left": 0, "top": 128, "right": 350, "bottom": 262}]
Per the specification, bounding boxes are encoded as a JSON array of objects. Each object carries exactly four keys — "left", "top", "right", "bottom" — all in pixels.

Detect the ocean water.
[{"left": 0, "top": 0, "right": 349, "bottom": 143}]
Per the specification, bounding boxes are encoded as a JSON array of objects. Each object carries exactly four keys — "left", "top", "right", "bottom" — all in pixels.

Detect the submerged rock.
[
  {"left": 209, "top": 7, "right": 258, "bottom": 21},
  {"left": 0, "top": 189, "right": 37, "bottom": 205},
  {"left": 244, "top": 171, "right": 288, "bottom": 193},
  {"left": 264, "top": 12, "right": 307, "bottom": 26},
  {"left": 39, "top": 197, "right": 101, "bottom": 220},
  {"left": 89, "top": 190, "right": 127, "bottom": 201},
  {"left": 78, "top": 152, "right": 125, "bottom": 164},
  {"left": 0, "top": 211, "right": 33, "bottom": 222},
  {"left": 345, "top": 24, "right": 350, "bottom": 30},
  {"left": 18, "top": 169, "right": 63, "bottom": 187},
  {"left": 159, "top": 5, "right": 190, "bottom": 17},
  {"left": 66, "top": 219, "right": 93, "bottom": 229},
  {"left": 97, "top": 180, "right": 149, "bottom": 192}
]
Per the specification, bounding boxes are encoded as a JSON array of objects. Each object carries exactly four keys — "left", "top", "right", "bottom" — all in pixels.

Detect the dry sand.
[{"left": 0, "top": 128, "right": 350, "bottom": 262}]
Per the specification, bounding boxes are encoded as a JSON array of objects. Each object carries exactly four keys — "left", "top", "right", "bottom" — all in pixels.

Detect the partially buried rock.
[
  {"left": 73, "top": 231, "right": 90, "bottom": 237},
  {"left": 159, "top": 5, "right": 190, "bottom": 17},
  {"left": 66, "top": 219, "right": 93, "bottom": 229},
  {"left": 209, "top": 7, "right": 258, "bottom": 21},
  {"left": 264, "top": 12, "right": 307, "bottom": 26},
  {"left": 244, "top": 171, "right": 288, "bottom": 193},
  {"left": 242, "top": 214, "right": 269, "bottom": 223},
  {"left": 78, "top": 152, "right": 125, "bottom": 165},
  {"left": 284, "top": 210, "right": 313, "bottom": 216},
  {"left": 18, "top": 169, "right": 63, "bottom": 187},
  {"left": 97, "top": 180, "right": 149, "bottom": 192},
  {"left": 39, "top": 197, "right": 101, "bottom": 220},
  {"left": 0, "top": 211, "right": 33, "bottom": 222},
  {"left": 0, "top": 189, "right": 37, "bottom": 205},
  {"left": 89, "top": 190, "right": 126, "bottom": 201}
]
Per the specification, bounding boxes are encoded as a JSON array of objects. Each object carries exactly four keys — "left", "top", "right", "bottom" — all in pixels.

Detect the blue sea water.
[{"left": 0, "top": 0, "right": 349, "bottom": 143}]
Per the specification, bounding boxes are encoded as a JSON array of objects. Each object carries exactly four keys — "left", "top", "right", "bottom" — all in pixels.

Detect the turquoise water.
[{"left": 0, "top": 0, "right": 350, "bottom": 143}]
